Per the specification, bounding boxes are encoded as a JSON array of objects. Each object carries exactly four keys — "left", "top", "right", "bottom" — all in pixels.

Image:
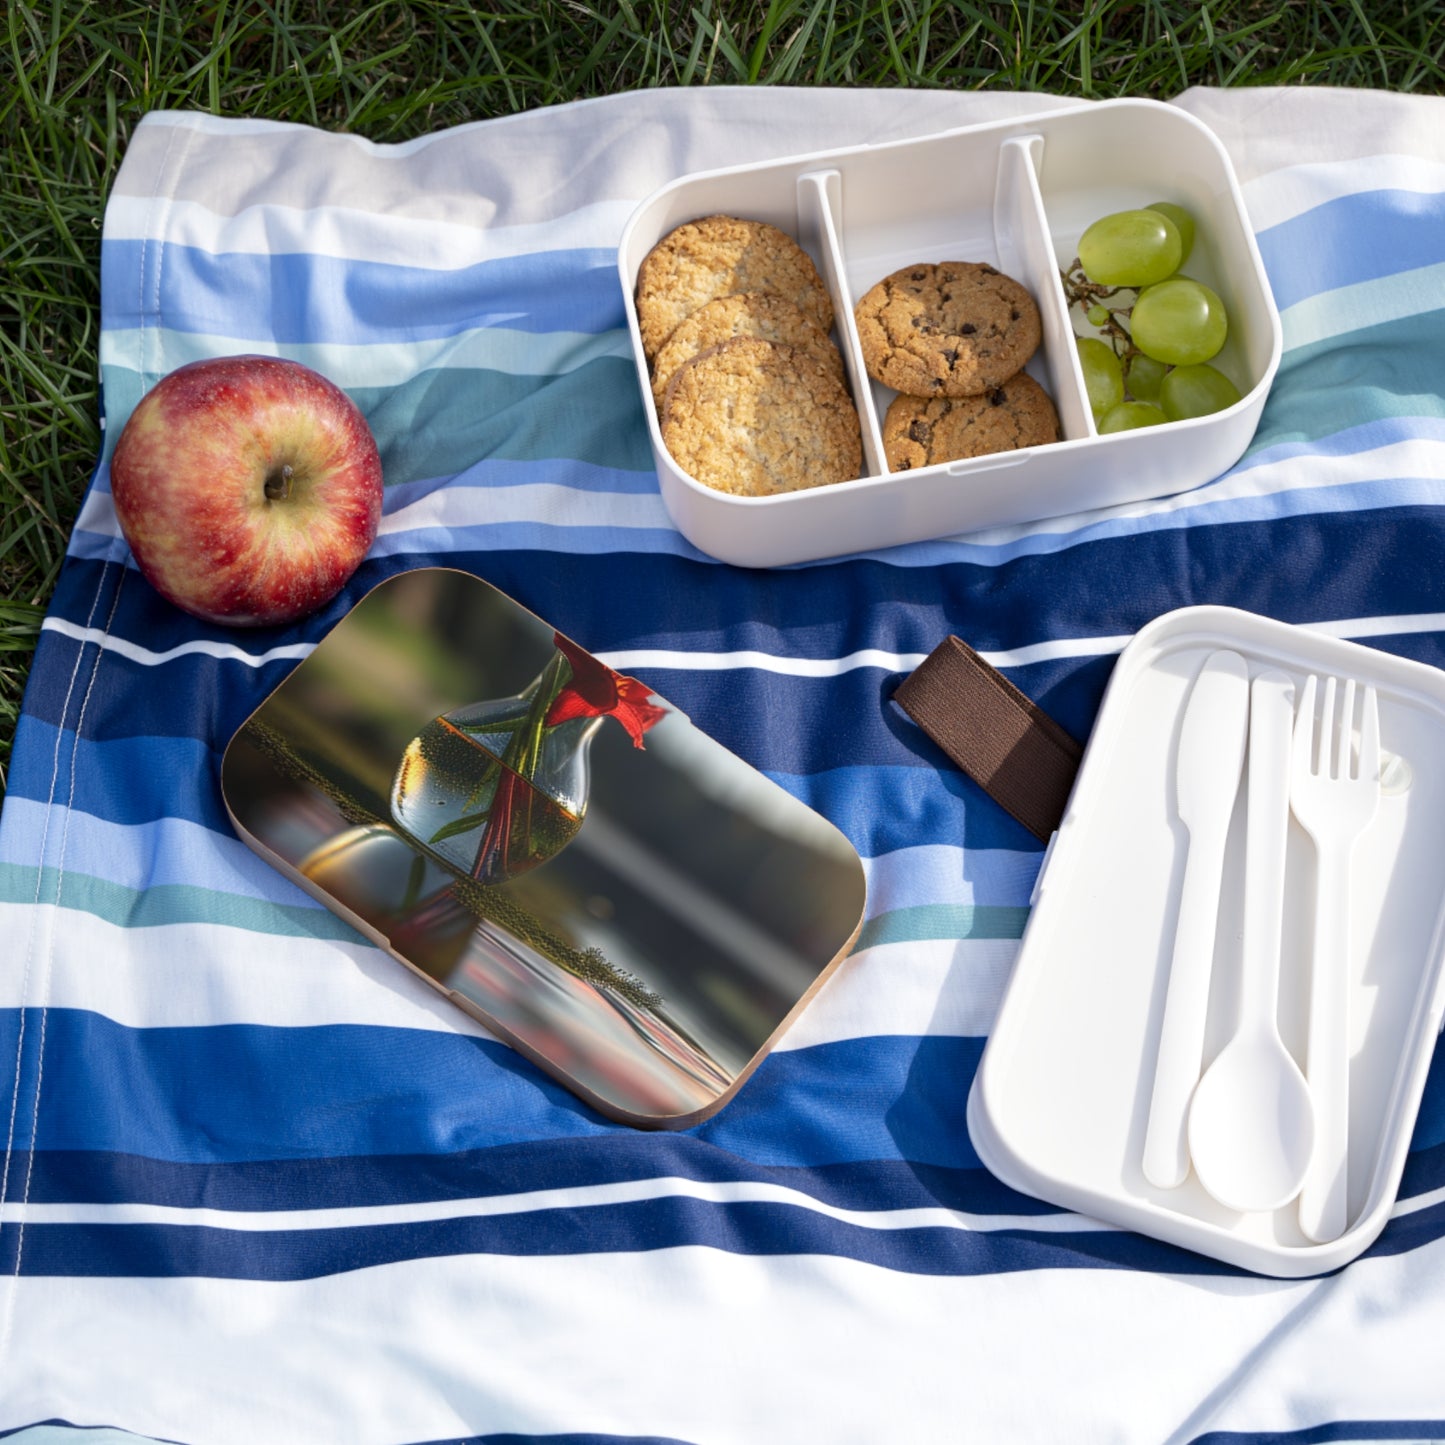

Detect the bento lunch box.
[{"left": 618, "top": 98, "right": 1282, "bottom": 568}]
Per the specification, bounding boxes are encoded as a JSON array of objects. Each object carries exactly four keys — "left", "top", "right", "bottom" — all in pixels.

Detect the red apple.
[{"left": 110, "top": 354, "right": 384, "bottom": 627}]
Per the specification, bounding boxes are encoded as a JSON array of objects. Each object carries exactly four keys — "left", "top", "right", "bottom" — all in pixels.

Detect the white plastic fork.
[{"left": 1290, "top": 674, "right": 1381, "bottom": 1243}]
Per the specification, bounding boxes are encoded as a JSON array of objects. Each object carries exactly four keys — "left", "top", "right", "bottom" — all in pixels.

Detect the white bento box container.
[
  {"left": 968, "top": 607, "right": 1445, "bottom": 1277},
  {"left": 617, "top": 98, "right": 1282, "bottom": 568}
]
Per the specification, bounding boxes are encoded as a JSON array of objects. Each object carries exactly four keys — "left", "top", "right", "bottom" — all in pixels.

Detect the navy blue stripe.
[
  {"left": 100, "top": 241, "right": 625, "bottom": 343},
  {"left": 422, "top": 1436, "right": 695, "bottom": 1445},
  {"left": 7, "top": 720, "right": 232, "bottom": 832},
  {"left": 1255, "top": 186, "right": 1445, "bottom": 311},
  {"left": 0, "top": 1426, "right": 688, "bottom": 1445},
  {"left": 16, "top": 1146, "right": 1054, "bottom": 1217},
  {"left": 1191, "top": 1422, "right": 1445, "bottom": 1445},
  {"left": 0, "top": 1009, "right": 986, "bottom": 1172},
  {"left": 0, "top": 1198, "right": 1239, "bottom": 1281},
  {"left": 7, "top": 1191, "right": 1441, "bottom": 1286},
  {"left": 41, "top": 506, "right": 1445, "bottom": 709}
]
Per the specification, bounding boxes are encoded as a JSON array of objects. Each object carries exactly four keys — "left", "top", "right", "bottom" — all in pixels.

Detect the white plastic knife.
[{"left": 1142, "top": 649, "right": 1251, "bottom": 1189}]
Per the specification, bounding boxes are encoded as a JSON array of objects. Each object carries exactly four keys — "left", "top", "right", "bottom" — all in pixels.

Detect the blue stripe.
[
  {"left": 1, "top": 1200, "right": 1233, "bottom": 1281},
  {"left": 7, "top": 722, "right": 233, "bottom": 832},
  {"left": 99, "top": 357, "right": 656, "bottom": 484},
  {"left": 15, "top": 1146, "right": 1054, "bottom": 1217},
  {"left": 370, "top": 523, "right": 700, "bottom": 562},
  {"left": 1, "top": 1008, "right": 984, "bottom": 1171},
  {"left": 100, "top": 241, "right": 625, "bottom": 345},
  {"left": 5, "top": 708, "right": 1050, "bottom": 857},
  {"left": 9, "top": 1003, "right": 1439, "bottom": 1199},
  {"left": 39, "top": 506, "right": 1445, "bottom": 709},
  {"left": 0, "top": 1426, "right": 689, "bottom": 1445},
  {"left": 0, "top": 799, "right": 326, "bottom": 904},
  {"left": 1191, "top": 1421, "right": 1445, "bottom": 1445},
  {"left": 7, "top": 1164, "right": 1441, "bottom": 1287},
  {"left": 1256, "top": 186, "right": 1445, "bottom": 311}
]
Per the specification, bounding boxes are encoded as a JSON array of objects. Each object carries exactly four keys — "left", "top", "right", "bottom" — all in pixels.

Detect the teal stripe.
[
  {"left": 0, "top": 862, "right": 361, "bottom": 942},
  {"left": 100, "top": 356, "right": 655, "bottom": 484},
  {"left": 853, "top": 903, "right": 1030, "bottom": 951},
  {"left": 1250, "top": 308, "right": 1445, "bottom": 456}
]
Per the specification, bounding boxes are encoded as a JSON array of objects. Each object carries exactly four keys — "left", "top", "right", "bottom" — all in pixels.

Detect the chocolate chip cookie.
[
  {"left": 660, "top": 336, "right": 861, "bottom": 497},
  {"left": 882, "top": 373, "right": 1059, "bottom": 471},
  {"left": 636, "top": 216, "right": 835, "bottom": 361},
  {"left": 650, "top": 291, "right": 844, "bottom": 410},
  {"left": 854, "top": 262, "right": 1041, "bottom": 397}
]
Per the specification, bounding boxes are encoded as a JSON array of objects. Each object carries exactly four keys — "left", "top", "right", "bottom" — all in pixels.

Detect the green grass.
[{"left": 3, "top": 0, "right": 1444, "bottom": 796}]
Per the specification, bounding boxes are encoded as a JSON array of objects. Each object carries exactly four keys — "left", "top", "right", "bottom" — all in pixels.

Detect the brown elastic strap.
[{"left": 893, "top": 635, "right": 1083, "bottom": 843}]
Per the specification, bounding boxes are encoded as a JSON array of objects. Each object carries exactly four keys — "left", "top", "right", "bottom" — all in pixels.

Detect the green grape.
[
  {"left": 1077, "top": 209, "right": 1183, "bottom": 288},
  {"left": 1147, "top": 202, "right": 1196, "bottom": 264},
  {"left": 1160, "top": 363, "right": 1242, "bottom": 420},
  {"left": 1076, "top": 337, "right": 1124, "bottom": 419},
  {"left": 1130, "top": 277, "right": 1228, "bottom": 366},
  {"left": 1086, "top": 304, "right": 1111, "bottom": 327},
  {"left": 1098, "top": 401, "right": 1168, "bottom": 433},
  {"left": 1125, "top": 353, "right": 1168, "bottom": 404}
]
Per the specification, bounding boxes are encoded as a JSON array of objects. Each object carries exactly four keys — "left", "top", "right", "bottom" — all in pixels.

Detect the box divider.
[
  {"left": 993, "top": 135, "right": 1095, "bottom": 443},
  {"left": 796, "top": 169, "right": 886, "bottom": 479}
]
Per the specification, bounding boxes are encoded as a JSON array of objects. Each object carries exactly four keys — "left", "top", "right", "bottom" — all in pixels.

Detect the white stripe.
[
  {"left": 0, "top": 901, "right": 1006, "bottom": 1046},
  {"left": 774, "top": 937, "right": 1017, "bottom": 1050},
  {"left": 1391, "top": 1180, "right": 1445, "bottom": 1219},
  {"left": 0, "top": 1175, "right": 1097, "bottom": 1237},
  {"left": 13, "top": 1237, "right": 1444, "bottom": 1444},
  {"left": 4, "top": 1167, "right": 1436, "bottom": 1236},
  {"left": 597, "top": 636, "right": 1128, "bottom": 676},
  {"left": 103, "top": 194, "right": 637, "bottom": 267},
  {"left": 39, "top": 616, "right": 315, "bottom": 669},
  {"left": 99, "top": 323, "right": 633, "bottom": 389},
  {"left": 1241, "top": 153, "right": 1445, "bottom": 233},
  {"left": 1280, "top": 258, "right": 1445, "bottom": 352},
  {"left": 376, "top": 481, "right": 673, "bottom": 536},
  {"left": 0, "top": 903, "right": 494, "bottom": 1039},
  {"left": 38, "top": 607, "right": 1445, "bottom": 681}
]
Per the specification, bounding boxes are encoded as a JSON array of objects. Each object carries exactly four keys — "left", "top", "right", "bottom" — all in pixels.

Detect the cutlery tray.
[{"left": 967, "top": 606, "right": 1445, "bottom": 1276}]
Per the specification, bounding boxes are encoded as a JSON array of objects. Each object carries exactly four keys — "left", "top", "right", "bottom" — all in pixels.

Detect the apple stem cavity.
[{"left": 264, "top": 462, "right": 295, "bottom": 502}]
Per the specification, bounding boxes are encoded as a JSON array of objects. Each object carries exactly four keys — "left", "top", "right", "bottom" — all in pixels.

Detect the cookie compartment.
[
  {"left": 617, "top": 99, "right": 1281, "bottom": 568},
  {"left": 811, "top": 125, "right": 1092, "bottom": 478}
]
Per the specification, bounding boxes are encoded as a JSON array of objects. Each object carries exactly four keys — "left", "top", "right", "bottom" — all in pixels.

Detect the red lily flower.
[{"left": 544, "top": 632, "right": 668, "bottom": 748}]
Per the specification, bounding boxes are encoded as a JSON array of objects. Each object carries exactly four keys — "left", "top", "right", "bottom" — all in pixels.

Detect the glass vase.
[{"left": 390, "top": 649, "right": 602, "bottom": 885}]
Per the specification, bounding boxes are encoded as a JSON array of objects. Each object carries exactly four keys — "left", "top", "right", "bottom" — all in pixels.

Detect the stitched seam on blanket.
[
  {"left": 0, "top": 564, "right": 113, "bottom": 1374},
  {"left": 0, "top": 114, "right": 192, "bottom": 1380},
  {"left": 0, "top": 569, "right": 108, "bottom": 1306}
]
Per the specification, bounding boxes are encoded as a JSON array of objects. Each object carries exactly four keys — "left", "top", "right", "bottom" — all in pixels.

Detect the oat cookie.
[
  {"left": 660, "top": 336, "right": 861, "bottom": 497},
  {"left": 636, "top": 216, "right": 835, "bottom": 360},
  {"left": 882, "top": 373, "right": 1059, "bottom": 471},
  {"left": 650, "top": 291, "right": 844, "bottom": 410},
  {"left": 854, "top": 261, "right": 1041, "bottom": 397}
]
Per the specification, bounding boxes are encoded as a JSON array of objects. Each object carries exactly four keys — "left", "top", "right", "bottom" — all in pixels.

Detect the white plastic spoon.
[{"left": 1188, "top": 668, "right": 1316, "bottom": 1213}]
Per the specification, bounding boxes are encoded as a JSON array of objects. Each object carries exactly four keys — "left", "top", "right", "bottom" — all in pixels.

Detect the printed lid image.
[{"left": 221, "top": 567, "right": 867, "bottom": 1127}]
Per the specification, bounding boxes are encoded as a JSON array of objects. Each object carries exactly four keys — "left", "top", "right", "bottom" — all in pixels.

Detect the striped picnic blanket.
[{"left": 3, "top": 85, "right": 1445, "bottom": 1443}]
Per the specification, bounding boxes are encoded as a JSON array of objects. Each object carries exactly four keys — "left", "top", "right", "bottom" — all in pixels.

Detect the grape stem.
[{"left": 1061, "top": 258, "right": 1139, "bottom": 364}]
